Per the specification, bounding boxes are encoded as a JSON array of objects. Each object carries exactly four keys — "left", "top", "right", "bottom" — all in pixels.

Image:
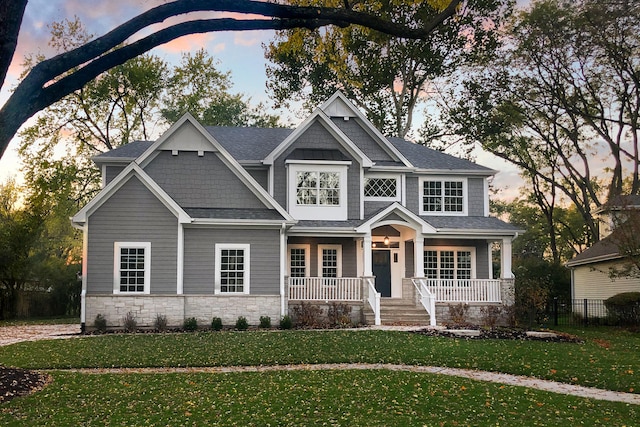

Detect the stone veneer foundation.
[{"left": 84, "top": 295, "right": 282, "bottom": 329}]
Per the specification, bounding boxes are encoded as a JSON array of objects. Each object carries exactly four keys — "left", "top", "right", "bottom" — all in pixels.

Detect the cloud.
[{"left": 159, "top": 33, "right": 217, "bottom": 53}]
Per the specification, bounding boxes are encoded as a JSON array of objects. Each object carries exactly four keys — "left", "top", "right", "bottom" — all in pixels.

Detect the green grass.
[
  {"left": 0, "top": 328, "right": 638, "bottom": 393},
  {"left": 0, "top": 316, "right": 78, "bottom": 327},
  {"left": 1, "top": 370, "right": 637, "bottom": 426}
]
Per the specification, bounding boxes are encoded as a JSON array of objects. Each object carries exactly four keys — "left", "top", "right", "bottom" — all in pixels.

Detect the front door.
[{"left": 372, "top": 250, "right": 391, "bottom": 297}]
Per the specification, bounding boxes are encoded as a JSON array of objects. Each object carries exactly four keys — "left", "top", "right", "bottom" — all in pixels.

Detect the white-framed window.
[
  {"left": 420, "top": 177, "right": 467, "bottom": 215},
  {"left": 364, "top": 174, "right": 400, "bottom": 201},
  {"left": 215, "top": 244, "right": 250, "bottom": 294},
  {"left": 318, "top": 244, "right": 342, "bottom": 278},
  {"left": 288, "top": 244, "right": 310, "bottom": 278},
  {"left": 423, "top": 247, "right": 475, "bottom": 280},
  {"left": 114, "top": 242, "right": 151, "bottom": 294},
  {"left": 287, "top": 163, "right": 348, "bottom": 220}
]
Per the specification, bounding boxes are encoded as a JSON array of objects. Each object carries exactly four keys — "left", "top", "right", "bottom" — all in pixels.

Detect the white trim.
[
  {"left": 423, "top": 246, "right": 477, "bottom": 279},
  {"left": 419, "top": 177, "right": 468, "bottom": 216},
  {"left": 363, "top": 173, "right": 401, "bottom": 202},
  {"left": 317, "top": 244, "right": 343, "bottom": 278},
  {"left": 287, "top": 244, "right": 311, "bottom": 277},
  {"left": 177, "top": 224, "right": 184, "bottom": 295},
  {"left": 214, "top": 243, "right": 251, "bottom": 295},
  {"left": 359, "top": 167, "right": 365, "bottom": 220},
  {"left": 483, "top": 178, "right": 490, "bottom": 217},
  {"left": 285, "top": 159, "right": 352, "bottom": 166},
  {"left": 355, "top": 202, "right": 436, "bottom": 235},
  {"left": 400, "top": 174, "right": 406, "bottom": 207},
  {"left": 280, "top": 224, "right": 286, "bottom": 316},
  {"left": 113, "top": 242, "right": 151, "bottom": 295},
  {"left": 288, "top": 164, "right": 348, "bottom": 220}
]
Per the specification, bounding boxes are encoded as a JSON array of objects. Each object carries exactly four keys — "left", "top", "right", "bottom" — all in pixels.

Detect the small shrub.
[
  {"left": 448, "top": 303, "right": 469, "bottom": 326},
  {"left": 479, "top": 305, "right": 502, "bottom": 329},
  {"left": 154, "top": 314, "right": 168, "bottom": 332},
  {"left": 259, "top": 315, "right": 271, "bottom": 329},
  {"left": 94, "top": 314, "right": 107, "bottom": 333},
  {"left": 502, "top": 304, "right": 517, "bottom": 328},
  {"left": 183, "top": 317, "right": 198, "bottom": 331},
  {"left": 279, "top": 315, "right": 293, "bottom": 330},
  {"left": 122, "top": 311, "right": 137, "bottom": 333},
  {"left": 327, "top": 302, "right": 352, "bottom": 328},
  {"left": 211, "top": 316, "right": 223, "bottom": 331},
  {"left": 235, "top": 316, "right": 249, "bottom": 331},
  {"left": 604, "top": 292, "right": 640, "bottom": 325},
  {"left": 292, "top": 302, "right": 324, "bottom": 328}
]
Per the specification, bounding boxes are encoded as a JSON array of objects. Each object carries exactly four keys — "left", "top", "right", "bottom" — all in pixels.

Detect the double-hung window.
[
  {"left": 296, "top": 171, "right": 340, "bottom": 206},
  {"left": 423, "top": 248, "right": 474, "bottom": 280},
  {"left": 288, "top": 245, "right": 310, "bottom": 278},
  {"left": 318, "top": 245, "right": 342, "bottom": 278},
  {"left": 114, "top": 242, "right": 151, "bottom": 294},
  {"left": 420, "top": 178, "right": 466, "bottom": 215},
  {"left": 215, "top": 244, "right": 250, "bottom": 294}
]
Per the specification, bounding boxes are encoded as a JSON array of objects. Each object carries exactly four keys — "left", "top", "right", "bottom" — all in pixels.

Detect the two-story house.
[{"left": 72, "top": 92, "right": 519, "bottom": 329}]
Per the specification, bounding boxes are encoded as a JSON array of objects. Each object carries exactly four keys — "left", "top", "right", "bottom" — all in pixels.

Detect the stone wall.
[
  {"left": 84, "top": 295, "right": 282, "bottom": 329},
  {"left": 287, "top": 301, "right": 364, "bottom": 326}
]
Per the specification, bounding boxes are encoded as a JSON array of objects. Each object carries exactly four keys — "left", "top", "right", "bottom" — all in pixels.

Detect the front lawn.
[{"left": 0, "top": 328, "right": 637, "bottom": 393}]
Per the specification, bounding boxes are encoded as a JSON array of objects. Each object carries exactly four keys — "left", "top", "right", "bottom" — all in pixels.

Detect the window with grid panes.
[
  {"left": 423, "top": 249, "right": 473, "bottom": 280},
  {"left": 219, "top": 248, "right": 245, "bottom": 293},
  {"left": 364, "top": 177, "right": 397, "bottom": 198},
  {"left": 422, "top": 179, "right": 464, "bottom": 213},
  {"left": 296, "top": 171, "right": 340, "bottom": 205},
  {"left": 114, "top": 242, "right": 150, "bottom": 294},
  {"left": 289, "top": 247, "right": 307, "bottom": 277},
  {"left": 321, "top": 248, "right": 338, "bottom": 277}
]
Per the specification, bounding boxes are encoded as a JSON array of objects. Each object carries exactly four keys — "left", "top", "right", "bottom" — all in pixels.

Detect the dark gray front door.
[{"left": 372, "top": 250, "right": 391, "bottom": 297}]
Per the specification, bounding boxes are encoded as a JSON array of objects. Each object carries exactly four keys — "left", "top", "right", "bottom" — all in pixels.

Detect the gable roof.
[{"left": 566, "top": 231, "right": 623, "bottom": 267}]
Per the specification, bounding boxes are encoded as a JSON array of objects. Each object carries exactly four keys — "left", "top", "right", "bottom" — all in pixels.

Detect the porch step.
[{"left": 363, "top": 298, "right": 432, "bottom": 326}]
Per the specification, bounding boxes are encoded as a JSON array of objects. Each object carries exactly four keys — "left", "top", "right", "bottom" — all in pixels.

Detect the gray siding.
[
  {"left": 364, "top": 201, "right": 392, "bottom": 217},
  {"left": 468, "top": 178, "right": 485, "bottom": 216},
  {"left": 287, "top": 237, "right": 357, "bottom": 277},
  {"left": 246, "top": 167, "right": 268, "bottom": 190},
  {"left": 273, "top": 121, "right": 361, "bottom": 219},
  {"left": 183, "top": 227, "right": 281, "bottom": 295},
  {"left": 331, "top": 118, "right": 394, "bottom": 161},
  {"left": 405, "top": 241, "right": 415, "bottom": 277},
  {"left": 86, "top": 177, "right": 178, "bottom": 294},
  {"left": 406, "top": 176, "right": 419, "bottom": 214},
  {"left": 105, "top": 165, "right": 126, "bottom": 185},
  {"left": 144, "top": 151, "right": 265, "bottom": 209}
]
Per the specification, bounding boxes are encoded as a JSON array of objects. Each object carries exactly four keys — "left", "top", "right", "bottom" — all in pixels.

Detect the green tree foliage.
[
  {"left": 446, "top": 0, "right": 640, "bottom": 245},
  {"left": 265, "top": 0, "right": 513, "bottom": 138}
]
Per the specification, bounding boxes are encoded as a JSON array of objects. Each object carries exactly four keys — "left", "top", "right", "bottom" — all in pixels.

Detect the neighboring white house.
[{"left": 72, "top": 91, "right": 520, "bottom": 329}]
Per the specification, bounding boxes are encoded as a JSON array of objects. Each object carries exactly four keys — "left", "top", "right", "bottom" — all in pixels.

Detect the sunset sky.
[{"left": 0, "top": 0, "right": 523, "bottom": 198}]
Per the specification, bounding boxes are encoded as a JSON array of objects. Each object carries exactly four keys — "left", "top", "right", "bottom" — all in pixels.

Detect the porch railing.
[
  {"left": 411, "top": 279, "right": 436, "bottom": 326},
  {"left": 288, "top": 277, "right": 361, "bottom": 301},
  {"left": 425, "top": 278, "right": 502, "bottom": 303},
  {"left": 365, "top": 277, "right": 381, "bottom": 326}
]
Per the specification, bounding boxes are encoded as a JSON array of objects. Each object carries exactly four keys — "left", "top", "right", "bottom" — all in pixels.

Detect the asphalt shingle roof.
[{"left": 183, "top": 208, "right": 285, "bottom": 220}]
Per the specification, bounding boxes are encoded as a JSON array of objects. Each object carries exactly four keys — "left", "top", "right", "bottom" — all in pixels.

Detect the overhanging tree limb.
[{"left": 0, "top": 0, "right": 462, "bottom": 158}]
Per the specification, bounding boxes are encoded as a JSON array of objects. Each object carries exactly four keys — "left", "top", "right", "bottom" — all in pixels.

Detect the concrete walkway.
[{"left": 1, "top": 323, "right": 638, "bottom": 405}]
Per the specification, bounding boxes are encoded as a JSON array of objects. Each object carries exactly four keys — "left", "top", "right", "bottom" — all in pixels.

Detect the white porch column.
[
  {"left": 363, "top": 233, "right": 373, "bottom": 276},
  {"left": 414, "top": 235, "right": 424, "bottom": 277},
  {"left": 501, "top": 237, "right": 514, "bottom": 279}
]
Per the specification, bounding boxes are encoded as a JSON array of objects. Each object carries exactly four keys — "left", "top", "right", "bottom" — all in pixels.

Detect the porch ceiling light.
[{"left": 384, "top": 236, "right": 390, "bottom": 246}]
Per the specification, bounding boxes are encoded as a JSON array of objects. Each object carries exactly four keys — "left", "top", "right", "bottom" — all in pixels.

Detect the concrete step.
[{"left": 364, "top": 301, "right": 432, "bottom": 325}]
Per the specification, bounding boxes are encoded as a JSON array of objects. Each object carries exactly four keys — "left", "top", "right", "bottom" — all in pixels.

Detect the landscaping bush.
[
  {"left": 279, "top": 315, "right": 293, "bottom": 330},
  {"left": 154, "top": 314, "right": 168, "bottom": 332},
  {"left": 291, "top": 302, "right": 324, "bottom": 328},
  {"left": 94, "top": 314, "right": 107, "bottom": 333},
  {"left": 211, "top": 317, "right": 223, "bottom": 331},
  {"left": 479, "top": 305, "right": 502, "bottom": 329},
  {"left": 327, "top": 302, "right": 352, "bottom": 328},
  {"left": 235, "top": 316, "right": 249, "bottom": 331},
  {"left": 514, "top": 276, "right": 550, "bottom": 327},
  {"left": 448, "top": 303, "right": 469, "bottom": 326},
  {"left": 122, "top": 311, "right": 137, "bottom": 333},
  {"left": 183, "top": 317, "right": 198, "bottom": 331},
  {"left": 259, "top": 316, "right": 271, "bottom": 329},
  {"left": 604, "top": 292, "right": 640, "bottom": 325}
]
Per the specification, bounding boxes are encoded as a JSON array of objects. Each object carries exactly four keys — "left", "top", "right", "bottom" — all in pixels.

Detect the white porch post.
[
  {"left": 501, "top": 237, "right": 514, "bottom": 279},
  {"left": 415, "top": 235, "right": 424, "bottom": 277},
  {"left": 363, "top": 233, "right": 373, "bottom": 276}
]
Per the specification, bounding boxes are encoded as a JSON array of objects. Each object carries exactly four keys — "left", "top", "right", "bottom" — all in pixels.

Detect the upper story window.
[
  {"left": 420, "top": 178, "right": 467, "bottom": 215},
  {"left": 114, "top": 242, "right": 151, "bottom": 294},
  {"left": 296, "top": 171, "right": 340, "bottom": 205},
  {"left": 364, "top": 175, "right": 400, "bottom": 201},
  {"left": 287, "top": 162, "right": 349, "bottom": 220}
]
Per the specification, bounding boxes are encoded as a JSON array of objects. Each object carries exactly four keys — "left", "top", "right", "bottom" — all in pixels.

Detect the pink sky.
[{"left": 0, "top": 0, "right": 523, "bottom": 200}]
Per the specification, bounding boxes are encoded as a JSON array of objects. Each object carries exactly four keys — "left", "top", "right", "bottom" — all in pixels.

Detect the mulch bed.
[
  {"left": 413, "top": 327, "right": 583, "bottom": 343},
  {"left": 0, "top": 366, "right": 50, "bottom": 404}
]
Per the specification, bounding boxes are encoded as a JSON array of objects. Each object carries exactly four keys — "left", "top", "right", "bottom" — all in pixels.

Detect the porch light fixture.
[{"left": 383, "top": 236, "right": 390, "bottom": 246}]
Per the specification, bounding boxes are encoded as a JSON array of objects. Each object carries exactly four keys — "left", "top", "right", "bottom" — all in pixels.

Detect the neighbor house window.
[
  {"left": 288, "top": 244, "right": 310, "bottom": 278},
  {"left": 421, "top": 178, "right": 466, "bottom": 214},
  {"left": 114, "top": 242, "right": 151, "bottom": 294},
  {"left": 423, "top": 248, "right": 474, "bottom": 280},
  {"left": 364, "top": 175, "right": 400, "bottom": 201},
  {"left": 215, "top": 244, "right": 250, "bottom": 294},
  {"left": 318, "top": 245, "right": 342, "bottom": 278},
  {"left": 296, "top": 171, "right": 340, "bottom": 206}
]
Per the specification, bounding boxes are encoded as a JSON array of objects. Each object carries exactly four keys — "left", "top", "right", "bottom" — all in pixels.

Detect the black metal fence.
[{"left": 543, "top": 298, "right": 635, "bottom": 327}]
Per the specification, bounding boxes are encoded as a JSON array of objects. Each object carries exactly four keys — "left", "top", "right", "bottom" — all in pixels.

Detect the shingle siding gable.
[{"left": 331, "top": 117, "right": 395, "bottom": 162}]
